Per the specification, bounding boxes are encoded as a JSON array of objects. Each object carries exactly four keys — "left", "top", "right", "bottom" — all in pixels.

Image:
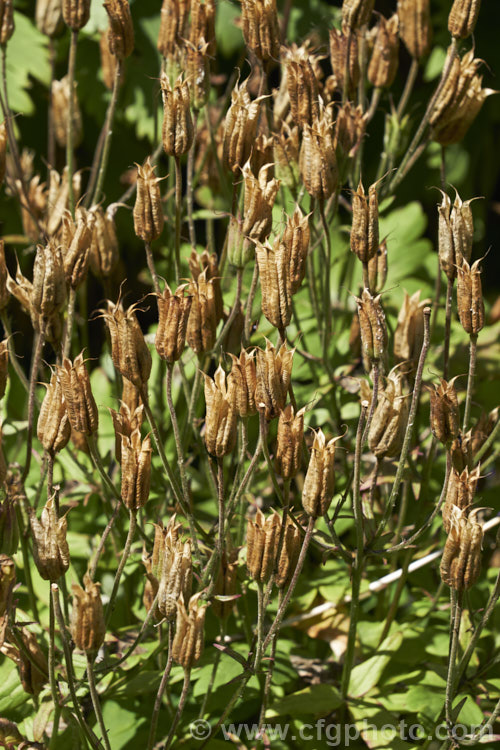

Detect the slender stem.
[
  {"left": 47, "top": 39, "right": 56, "bottom": 171},
  {"left": 243, "top": 263, "right": 259, "bottom": 345},
  {"left": 362, "top": 362, "right": 379, "bottom": 445},
  {"left": 474, "top": 417, "right": 500, "bottom": 465},
  {"left": 259, "top": 412, "right": 283, "bottom": 503},
  {"left": 213, "top": 267, "right": 243, "bottom": 352},
  {"left": 462, "top": 334, "right": 478, "bottom": 433},
  {"left": 86, "top": 434, "right": 121, "bottom": 502},
  {"left": 0, "top": 312, "right": 30, "bottom": 393},
  {"left": 456, "top": 568, "right": 500, "bottom": 685},
  {"left": 21, "top": 331, "right": 44, "bottom": 482},
  {"left": 257, "top": 589, "right": 283, "bottom": 735},
  {"left": 63, "top": 287, "right": 77, "bottom": 359},
  {"left": 90, "top": 59, "right": 123, "bottom": 207},
  {"left": 88, "top": 502, "right": 121, "bottom": 581},
  {"left": 145, "top": 242, "right": 161, "bottom": 295},
  {"left": 254, "top": 581, "right": 266, "bottom": 672},
  {"left": 397, "top": 58, "right": 419, "bottom": 120},
  {"left": 166, "top": 363, "right": 192, "bottom": 512},
  {"left": 148, "top": 624, "right": 174, "bottom": 750},
  {"left": 319, "top": 198, "right": 333, "bottom": 365},
  {"left": 445, "top": 590, "right": 463, "bottom": 739},
  {"left": 66, "top": 31, "right": 79, "bottom": 218},
  {"left": 163, "top": 669, "right": 191, "bottom": 750},
  {"left": 202, "top": 457, "right": 226, "bottom": 597},
  {"left": 16, "top": 504, "right": 39, "bottom": 620},
  {"left": 174, "top": 155, "right": 183, "bottom": 281},
  {"left": 86, "top": 653, "right": 111, "bottom": 750},
  {"left": 199, "top": 622, "right": 225, "bottom": 719},
  {"left": 340, "top": 400, "right": 368, "bottom": 699},
  {"left": 48, "top": 590, "right": 61, "bottom": 747},
  {"left": 199, "top": 672, "right": 251, "bottom": 750},
  {"left": 443, "top": 278, "right": 454, "bottom": 381},
  {"left": 105, "top": 509, "right": 137, "bottom": 628},
  {"left": 225, "top": 432, "right": 262, "bottom": 523},
  {"left": 365, "top": 87, "right": 382, "bottom": 124},
  {"left": 187, "top": 112, "right": 197, "bottom": 248}
]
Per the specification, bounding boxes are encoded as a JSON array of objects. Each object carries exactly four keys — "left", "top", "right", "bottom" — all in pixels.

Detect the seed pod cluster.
[
  {"left": 57, "top": 352, "right": 98, "bottom": 435},
  {"left": 1, "top": 626, "right": 48, "bottom": 695},
  {"left": 62, "top": 0, "right": 90, "bottom": 31},
  {"left": 61, "top": 207, "right": 95, "bottom": 289},
  {"left": 51, "top": 75, "right": 83, "bottom": 148},
  {"left": 448, "top": 0, "right": 481, "bottom": 39},
  {"left": 255, "top": 340, "right": 294, "bottom": 420},
  {"left": 275, "top": 519, "right": 301, "bottom": 590},
  {"left": 241, "top": 161, "right": 280, "bottom": 248},
  {"left": 457, "top": 258, "right": 484, "bottom": 335},
  {"left": 186, "top": 270, "right": 219, "bottom": 354},
  {"left": 172, "top": 593, "right": 207, "bottom": 669},
  {"left": 368, "top": 369, "right": 409, "bottom": 458},
  {"left": 161, "top": 75, "right": 194, "bottom": 157},
  {"left": 367, "top": 239, "right": 388, "bottom": 294},
  {"left": 274, "top": 404, "right": 304, "bottom": 480},
  {"left": 368, "top": 15, "right": 399, "bottom": 89},
  {"left": 133, "top": 158, "right": 165, "bottom": 243},
  {"left": 355, "top": 289, "right": 388, "bottom": 372},
  {"left": 188, "top": 248, "right": 223, "bottom": 323},
  {"left": 393, "top": 290, "right": 429, "bottom": 370},
  {"left": 100, "top": 301, "right": 152, "bottom": 389},
  {"left": 157, "top": 534, "right": 192, "bottom": 622},
  {"left": 120, "top": 430, "right": 152, "bottom": 511},
  {"left": 246, "top": 509, "right": 280, "bottom": 583},
  {"left": 227, "top": 349, "right": 257, "bottom": 418},
  {"left": 71, "top": 574, "right": 106, "bottom": 653},
  {"left": 397, "top": 0, "right": 431, "bottom": 60},
  {"left": 350, "top": 180, "right": 379, "bottom": 265},
  {"left": 223, "top": 80, "right": 262, "bottom": 174},
  {"left": 30, "top": 497, "right": 70, "bottom": 582},
  {"left": 155, "top": 283, "right": 192, "bottom": 363},
  {"left": 282, "top": 208, "right": 310, "bottom": 294},
  {"left": 157, "top": 0, "right": 190, "bottom": 60},
  {"left": 440, "top": 507, "right": 483, "bottom": 590},
  {"left": 334, "top": 102, "right": 366, "bottom": 162},
  {"left": 37, "top": 371, "right": 71, "bottom": 456},
  {"left": 31, "top": 240, "right": 66, "bottom": 331},
  {"left": 104, "top": 0, "right": 134, "bottom": 59},
  {"left": 241, "top": 0, "right": 280, "bottom": 63},
  {"left": 299, "top": 113, "right": 338, "bottom": 201},
  {"left": 429, "top": 377, "right": 460, "bottom": 446},
  {"left": 256, "top": 239, "right": 292, "bottom": 336},
  {"left": 342, "top": 0, "right": 375, "bottom": 29},
  {"left": 438, "top": 189, "right": 474, "bottom": 280},
  {"left": 212, "top": 549, "right": 238, "bottom": 620},
  {"left": 89, "top": 206, "right": 119, "bottom": 279},
  {"left": 329, "top": 25, "right": 359, "bottom": 95},
  {"left": 302, "top": 430, "right": 340, "bottom": 517},
  {"left": 203, "top": 366, "right": 237, "bottom": 458},
  {"left": 442, "top": 465, "right": 480, "bottom": 533},
  {"left": 285, "top": 44, "right": 320, "bottom": 129}
]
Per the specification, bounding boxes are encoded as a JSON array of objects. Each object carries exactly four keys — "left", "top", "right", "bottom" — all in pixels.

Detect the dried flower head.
[
  {"left": 1, "top": 626, "right": 48, "bottom": 695},
  {"left": 285, "top": 44, "right": 321, "bottom": 129},
  {"left": 299, "top": 113, "right": 338, "bottom": 201},
  {"left": 246, "top": 509, "right": 280, "bottom": 583},
  {"left": 241, "top": 161, "right": 280, "bottom": 247},
  {"left": 157, "top": 534, "right": 192, "bottom": 621},
  {"left": 368, "top": 14, "right": 399, "bottom": 89},
  {"left": 62, "top": 0, "right": 90, "bottom": 31},
  {"left": 442, "top": 465, "right": 480, "bottom": 533},
  {"left": 256, "top": 239, "right": 292, "bottom": 337},
  {"left": 133, "top": 158, "right": 165, "bottom": 243},
  {"left": 71, "top": 574, "right": 105, "bottom": 653},
  {"left": 275, "top": 518, "right": 301, "bottom": 590},
  {"left": 99, "top": 300, "right": 152, "bottom": 389},
  {"left": 334, "top": 101, "right": 366, "bottom": 161},
  {"left": 100, "top": 29, "right": 119, "bottom": 89},
  {"left": 161, "top": 74, "right": 194, "bottom": 157},
  {"left": 36, "top": 0, "right": 64, "bottom": 38},
  {"left": 104, "top": 0, "right": 134, "bottom": 59},
  {"left": 61, "top": 207, "right": 95, "bottom": 289},
  {"left": 227, "top": 349, "right": 257, "bottom": 418},
  {"left": 223, "top": 80, "right": 262, "bottom": 174},
  {"left": 448, "top": 0, "right": 481, "bottom": 39},
  {"left": 241, "top": 0, "right": 280, "bottom": 63},
  {"left": 397, "top": 0, "right": 431, "bottom": 59},
  {"left": 51, "top": 75, "right": 83, "bottom": 148},
  {"left": 255, "top": 340, "right": 294, "bottom": 420},
  {"left": 440, "top": 507, "right": 483, "bottom": 590},
  {"left": 157, "top": 0, "right": 190, "bottom": 59},
  {"left": 275, "top": 404, "right": 305, "bottom": 480},
  {"left": 188, "top": 248, "right": 223, "bottom": 322},
  {"left": 368, "top": 369, "right": 409, "bottom": 458},
  {"left": 0, "top": 0, "right": 14, "bottom": 44},
  {"left": 282, "top": 207, "right": 310, "bottom": 294},
  {"left": 302, "top": 430, "right": 341, "bottom": 517},
  {"left": 350, "top": 179, "right": 379, "bottom": 265},
  {"left": 30, "top": 496, "right": 70, "bottom": 582},
  {"left": 57, "top": 352, "right": 99, "bottom": 435},
  {"left": 429, "top": 377, "right": 460, "bottom": 447},
  {"left": 31, "top": 240, "right": 66, "bottom": 332},
  {"left": 457, "top": 258, "right": 484, "bottom": 335},
  {"left": 438, "top": 189, "right": 475, "bottom": 280},
  {"left": 89, "top": 206, "right": 119, "bottom": 278},
  {"left": 186, "top": 269, "right": 219, "bottom": 355},
  {"left": 172, "top": 592, "right": 207, "bottom": 669},
  {"left": 367, "top": 238, "right": 388, "bottom": 294},
  {"left": 342, "top": 0, "right": 375, "bottom": 29},
  {"left": 355, "top": 288, "right": 388, "bottom": 371},
  {"left": 394, "top": 290, "right": 429, "bottom": 370},
  {"left": 212, "top": 549, "right": 238, "bottom": 620},
  {"left": 329, "top": 25, "right": 360, "bottom": 95},
  {"left": 155, "top": 283, "right": 192, "bottom": 363},
  {"left": 37, "top": 371, "right": 71, "bottom": 456},
  {"left": 120, "top": 430, "right": 152, "bottom": 511},
  {"left": 273, "top": 121, "right": 300, "bottom": 188},
  {"left": 203, "top": 366, "right": 237, "bottom": 458}
]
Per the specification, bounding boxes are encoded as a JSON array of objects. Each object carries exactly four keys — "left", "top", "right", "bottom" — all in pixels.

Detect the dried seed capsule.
[
  {"left": 157, "top": 0, "right": 190, "bottom": 59},
  {"left": 223, "top": 80, "right": 262, "bottom": 174},
  {"left": 133, "top": 158, "right": 165, "bottom": 243},
  {"left": 161, "top": 74, "right": 194, "bottom": 157},
  {"left": 151, "top": 516, "right": 182, "bottom": 581},
  {"left": 227, "top": 349, "right": 257, "bottom": 418},
  {"left": 57, "top": 352, "right": 99, "bottom": 435},
  {"left": 471, "top": 407, "right": 499, "bottom": 457},
  {"left": 0, "top": 0, "right": 14, "bottom": 44},
  {"left": 367, "top": 238, "right": 388, "bottom": 294},
  {"left": 61, "top": 207, "right": 95, "bottom": 289},
  {"left": 273, "top": 121, "right": 300, "bottom": 188},
  {"left": 350, "top": 180, "right": 379, "bottom": 265},
  {"left": 299, "top": 114, "right": 338, "bottom": 201},
  {"left": 70, "top": 574, "right": 105, "bottom": 653},
  {"left": 246, "top": 509, "right": 280, "bottom": 583},
  {"left": 275, "top": 518, "right": 301, "bottom": 590},
  {"left": 256, "top": 239, "right": 292, "bottom": 336},
  {"left": 368, "top": 14, "right": 399, "bottom": 89},
  {"left": 99, "top": 301, "right": 152, "bottom": 389},
  {"left": 448, "top": 0, "right": 481, "bottom": 40},
  {"left": 37, "top": 371, "right": 71, "bottom": 456},
  {"left": 62, "top": 0, "right": 90, "bottom": 31},
  {"left": 302, "top": 430, "right": 340, "bottom": 517},
  {"left": 457, "top": 258, "right": 484, "bottom": 335},
  {"left": 155, "top": 283, "right": 192, "bottom": 363},
  {"left": 0, "top": 554, "right": 15, "bottom": 618},
  {"left": 429, "top": 377, "right": 460, "bottom": 447},
  {"left": 250, "top": 133, "right": 274, "bottom": 177},
  {"left": 285, "top": 44, "right": 320, "bottom": 129},
  {"left": 2, "top": 626, "right": 48, "bottom": 695},
  {"left": 355, "top": 289, "right": 388, "bottom": 371},
  {"left": 203, "top": 366, "right": 237, "bottom": 458},
  {"left": 120, "top": 430, "right": 151, "bottom": 511},
  {"left": 0, "top": 492, "right": 18, "bottom": 556},
  {"left": 0, "top": 121, "right": 6, "bottom": 187},
  {"left": 241, "top": 0, "right": 280, "bottom": 63},
  {"left": 172, "top": 592, "right": 207, "bottom": 669},
  {"left": 51, "top": 75, "right": 83, "bottom": 148},
  {"left": 186, "top": 270, "right": 219, "bottom": 355},
  {"left": 329, "top": 24, "right": 359, "bottom": 96},
  {"left": 188, "top": 248, "right": 223, "bottom": 322},
  {"left": 368, "top": 369, "right": 409, "bottom": 458},
  {"left": 99, "top": 30, "right": 118, "bottom": 90},
  {"left": 283, "top": 207, "right": 310, "bottom": 294},
  {"left": 36, "top": 0, "right": 64, "bottom": 38},
  {"left": 440, "top": 507, "right": 483, "bottom": 590},
  {"left": 275, "top": 405, "right": 304, "bottom": 480},
  {"left": 393, "top": 290, "right": 429, "bottom": 371},
  {"left": 442, "top": 465, "right": 480, "bottom": 533},
  {"left": 333, "top": 101, "right": 366, "bottom": 161},
  {"left": 254, "top": 339, "right": 294, "bottom": 420},
  {"left": 212, "top": 549, "right": 238, "bottom": 620},
  {"left": 109, "top": 400, "right": 143, "bottom": 463},
  {"left": 342, "top": 0, "right": 375, "bottom": 29},
  {"left": 397, "top": 0, "right": 431, "bottom": 60},
  {"left": 29, "top": 497, "right": 70, "bottom": 582},
  {"left": 450, "top": 191, "right": 474, "bottom": 270},
  {"left": 158, "top": 537, "right": 192, "bottom": 621},
  {"left": 31, "top": 240, "right": 66, "bottom": 331},
  {"left": 104, "top": 0, "right": 134, "bottom": 59},
  {"left": 89, "top": 206, "right": 119, "bottom": 278},
  {"left": 242, "top": 161, "right": 280, "bottom": 247}
]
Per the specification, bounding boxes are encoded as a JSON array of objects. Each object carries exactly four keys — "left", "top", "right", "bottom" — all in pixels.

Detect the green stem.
[
  {"left": 66, "top": 31, "right": 78, "bottom": 218},
  {"left": 213, "top": 266, "right": 243, "bottom": 352},
  {"left": 445, "top": 590, "right": 463, "bottom": 739},
  {"left": 174, "top": 155, "right": 183, "bottom": 281},
  {"left": 63, "top": 287, "right": 77, "bottom": 359},
  {"left": 0, "top": 312, "right": 30, "bottom": 393},
  {"left": 243, "top": 263, "right": 259, "bottom": 345},
  {"left": 397, "top": 58, "right": 419, "bottom": 120},
  {"left": 462, "top": 334, "right": 477, "bottom": 433},
  {"left": 88, "top": 502, "right": 120, "bottom": 581},
  {"left": 147, "top": 623, "right": 174, "bottom": 750},
  {"left": 90, "top": 58, "right": 123, "bottom": 207},
  {"left": 163, "top": 669, "right": 191, "bottom": 750},
  {"left": 86, "top": 653, "right": 111, "bottom": 750},
  {"left": 443, "top": 277, "right": 453, "bottom": 381},
  {"left": 145, "top": 241, "right": 161, "bottom": 295},
  {"left": 105, "top": 509, "right": 137, "bottom": 628},
  {"left": 166, "top": 362, "right": 192, "bottom": 515},
  {"left": 21, "top": 331, "right": 44, "bottom": 483},
  {"left": 198, "top": 621, "right": 225, "bottom": 719},
  {"left": 48, "top": 590, "right": 61, "bottom": 748}
]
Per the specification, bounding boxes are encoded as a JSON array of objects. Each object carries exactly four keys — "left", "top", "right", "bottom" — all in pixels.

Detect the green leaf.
[
  {"left": 267, "top": 684, "right": 342, "bottom": 718},
  {"left": 348, "top": 631, "right": 404, "bottom": 697},
  {"left": 6, "top": 13, "right": 50, "bottom": 115}
]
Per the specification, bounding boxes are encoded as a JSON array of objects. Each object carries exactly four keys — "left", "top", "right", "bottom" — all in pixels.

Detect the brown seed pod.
[
  {"left": 172, "top": 592, "right": 207, "bottom": 669},
  {"left": 274, "top": 404, "right": 305, "bottom": 480},
  {"left": 393, "top": 290, "right": 429, "bottom": 371},
  {"left": 285, "top": 43, "right": 321, "bottom": 129},
  {"left": 36, "top": 0, "right": 63, "bottom": 38},
  {"left": 157, "top": 0, "right": 190, "bottom": 59},
  {"left": 46, "top": 167, "right": 81, "bottom": 236},
  {"left": 212, "top": 548, "right": 238, "bottom": 620},
  {"left": 151, "top": 516, "right": 183, "bottom": 581},
  {"left": 368, "top": 369, "right": 409, "bottom": 458},
  {"left": 334, "top": 101, "right": 366, "bottom": 161},
  {"left": 442, "top": 465, "right": 480, "bottom": 533},
  {"left": 157, "top": 536, "right": 192, "bottom": 622},
  {"left": 161, "top": 74, "right": 194, "bottom": 157},
  {"left": 155, "top": 283, "right": 192, "bottom": 363},
  {"left": 99, "top": 30, "right": 119, "bottom": 90},
  {"left": 299, "top": 113, "right": 338, "bottom": 201},
  {"left": 99, "top": 300, "right": 152, "bottom": 389},
  {"left": 227, "top": 349, "right": 257, "bottom": 418},
  {"left": 241, "top": 0, "right": 280, "bottom": 63},
  {"left": 57, "top": 352, "right": 99, "bottom": 435},
  {"left": 241, "top": 161, "right": 280, "bottom": 247},
  {"left": 367, "top": 238, "right": 388, "bottom": 294},
  {"left": 104, "top": 0, "right": 134, "bottom": 59},
  {"left": 350, "top": 179, "right": 379, "bottom": 265},
  {"left": 367, "top": 14, "right": 399, "bottom": 89},
  {"left": 133, "top": 158, "right": 165, "bottom": 243},
  {"left": 448, "top": 0, "right": 481, "bottom": 39},
  {"left": 397, "top": 0, "right": 431, "bottom": 60},
  {"left": 120, "top": 430, "right": 152, "bottom": 511},
  {"left": 254, "top": 339, "right": 294, "bottom": 421},
  {"left": 51, "top": 75, "right": 83, "bottom": 148},
  {"left": 203, "top": 366, "right": 237, "bottom": 458},
  {"left": 246, "top": 509, "right": 280, "bottom": 583},
  {"left": 342, "top": 0, "right": 375, "bottom": 29},
  {"left": 329, "top": 24, "right": 360, "bottom": 96},
  {"left": 31, "top": 241, "right": 67, "bottom": 332},
  {"left": 0, "top": 0, "right": 14, "bottom": 44},
  {"left": 0, "top": 121, "right": 6, "bottom": 187},
  {"left": 275, "top": 518, "right": 302, "bottom": 590},
  {"left": 302, "top": 429, "right": 341, "bottom": 517},
  {"left": 1, "top": 626, "right": 48, "bottom": 695},
  {"left": 440, "top": 507, "right": 483, "bottom": 590},
  {"left": 256, "top": 239, "right": 292, "bottom": 336},
  {"left": 188, "top": 248, "right": 223, "bottom": 322},
  {"left": 70, "top": 574, "right": 105, "bottom": 653},
  {"left": 0, "top": 554, "right": 15, "bottom": 621},
  {"left": 273, "top": 121, "right": 300, "bottom": 188},
  {"left": 109, "top": 399, "right": 143, "bottom": 463},
  {"left": 283, "top": 207, "right": 310, "bottom": 294},
  {"left": 89, "top": 206, "right": 119, "bottom": 278},
  {"left": 61, "top": 207, "right": 95, "bottom": 289},
  {"left": 355, "top": 288, "right": 388, "bottom": 371},
  {"left": 30, "top": 496, "right": 70, "bottom": 582},
  {"left": 62, "top": 0, "right": 90, "bottom": 31},
  {"left": 186, "top": 270, "right": 219, "bottom": 355},
  {"left": 223, "top": 79, "right": 262, "bottom": 174},
  {"left": 37, "top": 371, "right": 71, "bottom": 456},
  {"left": 457, "top": 258, "right": 484, "bottom": 335},
  {"left": 429, "top": 377, "right": 460, "bottom": 447}
]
